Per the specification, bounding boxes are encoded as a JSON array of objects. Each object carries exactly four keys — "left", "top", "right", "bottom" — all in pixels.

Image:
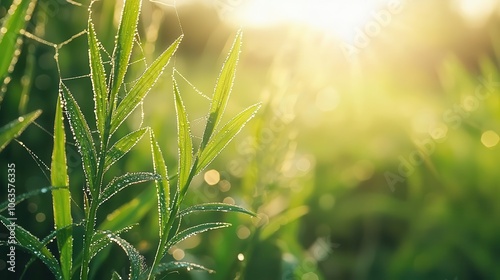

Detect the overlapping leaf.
[
  {"left": 173, "top": 78, "right": 193, "bottom": 191},
  {"left": 150, "top": 131, "right": 170, "bottom": 236},
  {"left": 50, "top": 95, "right": 72, "bottom": 280},
  {"left": 105, "top": 127, "right": 149, "bottom": 172},
  {"left": 60, "top": 85, "right": 98, "bottom": 194},
  {"left": 166, "top": 222, "right": 231, "bottom": 250},
  {"left": 179, "top": 202, "right": 256, "bottom": 217},
  {"left": 99, "top": 172, "right": 160, "bottom": 205},
  {"left": 0, "top": 216, "right": 63, "bottom": 279},
  {"left": 200, "top": 30, "right": 242, "bottom": 149},
  {"left": 111, "top": 35, "right": 183, "bottom": 134},
  {"left": 197, "top": 103, "right": 260, "bottom": 173}
]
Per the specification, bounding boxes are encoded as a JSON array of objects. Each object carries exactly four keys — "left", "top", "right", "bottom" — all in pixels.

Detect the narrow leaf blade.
[
  {"left": 105, "top": 231, "right": 146, "bottom": 280},
  {"left": 0, "top": 215, "right": 63, "bottom": 279},
  {"left": 88, "top": 17, "right": 109, "bottom": 138},
  {"left": 0, "top": 0, "right": 37, "bottom": 93},
  {"left": 0, "top": 186, "right": 55, "bottom": 212},
  {"left": 197, "top": 103, "right": 260, "bottom": 173},
  {"left": 166, "top": 222, "right": 231, "bottom": 250},
  {"left": 200, "top": 30, "right": 242, "bottom": 149},
  {"left": 99, "top": 172, "right": 160, "bottom": 205},
  {"left": 0, "top": 110, "right": 41, "bottom": 152},
  {"left": 111, "top": 35, "right": 183, "bottom": 133},
  {"left": 110, "top": 0, "right": 142, "bottom": 103},
  {"left": 50, "top": 95, "right": 72, "bottom": 280},
  {"left": 179, "top": 203, "right": 256, "bottom": 217},
  {"left": 173, "top": 78, "right": 193, "bottom": 191},
  {"left": 105, "top": 127, "right": 149, "bottom": 172},
  {"left": 144, "top": 261, "right": 214, "bottom": 279},
  {"left": 60, "top": 85, "right": 98, "bottom": 194},
  {"left": 150, "top": 130, "right": 170, "bottom": 236}
]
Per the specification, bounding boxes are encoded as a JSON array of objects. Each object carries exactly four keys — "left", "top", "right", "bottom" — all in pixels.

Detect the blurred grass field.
[{"left": 1, "top": 0, "right": 500, "bottom": 279}]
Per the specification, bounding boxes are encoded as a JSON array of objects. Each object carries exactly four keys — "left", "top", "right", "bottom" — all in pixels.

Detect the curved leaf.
[
  {"left": 200, "top": 30, "right": 242, "bottom": 150},
  {"left": 105, "top": 127, "right": 149, "bottom": 172},
  {"left": 111, "top": 35, "right": 183, "bottom": 134},
  {"left": 99, "top": 172, "right": 160, "bottom": 205},
  {"left": 104, "top": 231, "right": 146, "bottom": 280},
  {"left": 61, "top": 84, "right": 98, "bottom": 194},
  {"left": 0, "top": 186, "right": 55, "bottom": 213},
  {"left": 197, "top": 103, "right": 260, "bottom": 173},
  {"left": 0, "top": 110, "right": 42, "bottom": 152},
  {"left": 142, "top": 261, "right": 214, "bottom": 279},
  {"left": 179, "top": 202, "right": 256, "bottom": 217},
  {"left": 0, "top": 215, "right": 63, "bottom": 279},
  {"left": 166, "top": 222, "right": 231, "bottom": 250}
]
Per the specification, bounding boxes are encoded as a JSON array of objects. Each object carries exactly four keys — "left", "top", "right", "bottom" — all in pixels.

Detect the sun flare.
[{"left": 231, "top": 0, "right": 391, "bottom": 42}]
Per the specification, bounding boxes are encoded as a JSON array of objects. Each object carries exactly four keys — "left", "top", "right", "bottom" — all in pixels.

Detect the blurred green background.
[{"left": 1, "top": 0, "right": 500, "bottom": 279}]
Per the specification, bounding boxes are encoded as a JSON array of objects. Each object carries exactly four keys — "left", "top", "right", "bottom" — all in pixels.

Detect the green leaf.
[
  {"left": 0, "top": 215, "right": 63, "bottom": 279},
  {"left": 142, "top": 261, "right": 214, "bottom": 279},
  {"left": 89, "top": 227, "right": 134, "bottom": 259},
  {"left": 88, "top": 15, "right": 109, "bottom": 139},
  {"left": 0, "top": 110, "right": 42, "bottom": 152},
  {"left": 173, "top": 78, "right": 193, "bottom": 191},
  {"left": 105, "top": 127, "right": 149, "bottom": 172},
  {"left": 99, "top": 188, "right": 155, "bottom": 231},
  {"left": 200, "top": 30, "right": 242, "bottom": 150},
  {"left": 150, "top": 130, "right": 170, "bottom": 236},
  {"left": 99, "top": 172, "right": 160, "bottom": 205},
  {"left": 104, "top": 231, "right": 146, "bottom": 280},
  {"left": 21, "top": 224, "right": 77, "bottom": 280},
  {"left": 50, "top": 95, "right": 73, "bottom": 280},
  {"left": 110, "top": 0, "right": 142, "bottom": 105},
  {"left": 197, "top": 103, "right": 260, "bottom": 173},
  {"left": 60, "top": 84, "right": 98, "bottom": 195},
  {"left": 111, "top": 35, "right": 183, "bottom": 134},
  {"left": 0, "top": 186, "right": 55, "bottom": 212},
  {"left": 0, "top": 0, "right": 37, "bottom": 95},
  {"left": 166, "top": 222, "right": 231, "bottom": 250},
  {"left": 260, "top": 206, "right": 309, "bottom": 240},
  {"left": 179, "top": 203, "right": 256, "bottom": 217},
  {"left": 111, "top": 271, "right": 123, "bottom": 280}
]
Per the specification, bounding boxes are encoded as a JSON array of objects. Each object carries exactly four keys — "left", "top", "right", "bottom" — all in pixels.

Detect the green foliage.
[{"left": 0, "top": 0, "right": 258, "bottom": 279}]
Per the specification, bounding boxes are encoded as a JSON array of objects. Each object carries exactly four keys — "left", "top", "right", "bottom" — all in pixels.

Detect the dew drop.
[{"left": 237, "top": 253, "right": 245, "bottom": 261}]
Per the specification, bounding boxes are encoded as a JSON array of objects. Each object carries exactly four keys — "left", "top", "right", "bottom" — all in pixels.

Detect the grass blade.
[
  {"left": 89, "top": 227, "right": 134, "bottom": 259},
  {"left": 111, "top": 35, "right": 183, "bottom": 134},
  {"left": 0, "top": 110, "right": 42, "bottom": 152},
  {"left": 50, "top": 95, "right": 72, "bottom": 280},
  {"left": 105, "top": 231, "right": 146, "bottom": 280},
  {"left": 260, "top": 206, "right": 309, "bottom": 240},
  {"left": 110, "top": 0, "right": 142, "bottom": 105},
  {"left": 200, "top": 30, "right": 242, "bottom": 150},
  {"left": 0, "top": 186, "right": 56, "bottom": 212},
  {"left": 0, "top": 0, "right": 37, "bottom": 95},
  {"left": 88, "top": 15, "right": 109, "bottom": 139},
  {"left": 99, "top": 172, "right": 160, "bottom": 205},
  {"left": 142, "top": 261, "right": 214, "bottom": 279},
  {"left": 173, "top": 78, "right": 193, "bottom": 191},
  {"left": 60, "top": 85, "right": 98, "bottom": 195},
  {"left": 166, "top": 222, "right": 231, "bottom": 250},
  {"left": 111, "top": 271, "right": 123, "bottom": 280},
  {"left": 150, "top": 130, "right": 170, "bottom": 236},
  {"left": 197, "top": 103, "right": 260, "bottom": 173},
  {"left": 0, "top": 215, "right": 63, "bottom": 279},
  {"left": 99, "top": 188, "right": 155, "bottom": 231},
  {"left": 105, "top": 127, "right": 149, "bottom": 172},
  {"left": 179, "top": 203, "right": 256, "bottom": 217}
]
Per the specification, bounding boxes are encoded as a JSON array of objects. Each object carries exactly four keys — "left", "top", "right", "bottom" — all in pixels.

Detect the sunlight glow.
[{"left": 233, "top": 0, "right": 391, "bottom": 42}]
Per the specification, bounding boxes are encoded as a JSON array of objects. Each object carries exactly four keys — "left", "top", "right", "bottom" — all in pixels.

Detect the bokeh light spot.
[
  {"left": 204, "top": 169, "right": 220, "bottom": 185},
  {"left": 481, "top": 130, "right": 499, "bottom": 148}
]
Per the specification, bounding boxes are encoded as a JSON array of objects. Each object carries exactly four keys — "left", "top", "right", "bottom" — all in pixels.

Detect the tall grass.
[{"left": 0, "top": 0, "right": 259, "bottom": 279}]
